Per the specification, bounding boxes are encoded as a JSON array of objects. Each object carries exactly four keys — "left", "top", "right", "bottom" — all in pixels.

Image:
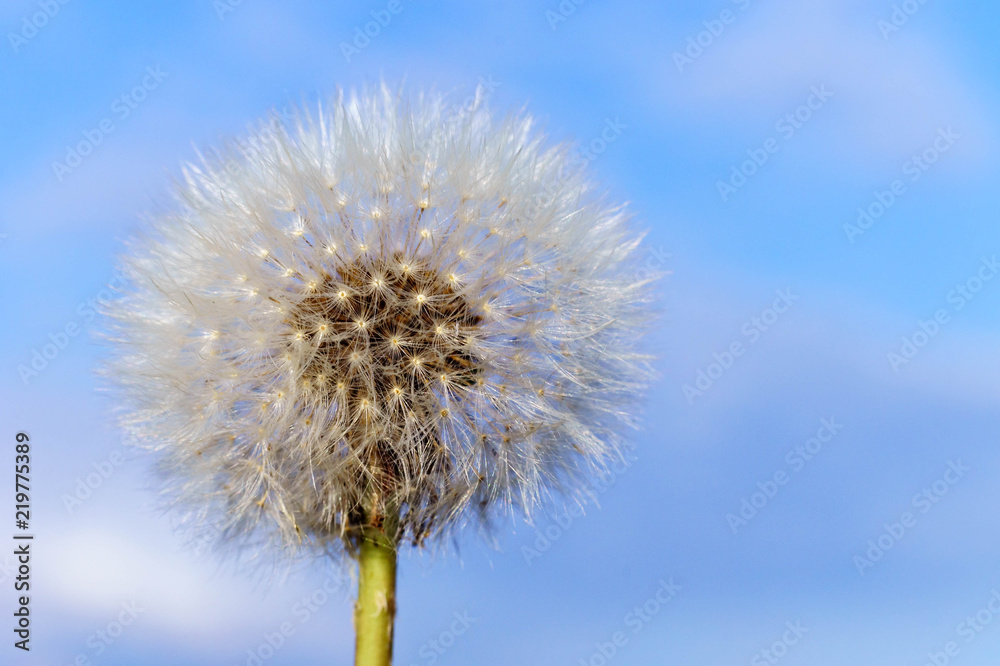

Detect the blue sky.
[{"left": 3, "top": 1, "right": 1000, "bottom": 664}]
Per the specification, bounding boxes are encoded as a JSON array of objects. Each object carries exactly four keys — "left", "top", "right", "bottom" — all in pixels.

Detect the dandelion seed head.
[{"left": 103, "top": 84, "right": 656, "bottom": 564}]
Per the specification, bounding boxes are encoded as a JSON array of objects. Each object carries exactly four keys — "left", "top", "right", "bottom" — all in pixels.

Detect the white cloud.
[
  {"left": 35, "top": 524, "right": 355, "bottom": 659},
  {"left": 39, "top": 528, "right": 253, "bottom": 631}
]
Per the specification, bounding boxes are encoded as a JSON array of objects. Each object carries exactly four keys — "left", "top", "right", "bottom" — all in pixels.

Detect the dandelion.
[{"left": 103, "top": 84, "right": 655, "bottom": 665}]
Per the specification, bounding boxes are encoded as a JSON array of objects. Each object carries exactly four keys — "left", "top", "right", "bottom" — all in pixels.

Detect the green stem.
[{"left": 354, "top": 518, "right": 398, "bottom": 666}]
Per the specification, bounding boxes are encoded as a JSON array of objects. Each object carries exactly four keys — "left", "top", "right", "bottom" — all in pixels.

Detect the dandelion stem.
[{"left": 354, "top": 509, "right": 398, "bottom": 666}]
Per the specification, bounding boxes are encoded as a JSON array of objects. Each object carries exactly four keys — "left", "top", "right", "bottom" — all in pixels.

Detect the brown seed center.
[{"left": 293, "top": 254, "right": 482, "bottom": 408}]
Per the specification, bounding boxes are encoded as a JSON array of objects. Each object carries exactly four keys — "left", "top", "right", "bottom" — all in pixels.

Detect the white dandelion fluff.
[{"left": 104, "top": 85, "right": 654, "bottom": 567}]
